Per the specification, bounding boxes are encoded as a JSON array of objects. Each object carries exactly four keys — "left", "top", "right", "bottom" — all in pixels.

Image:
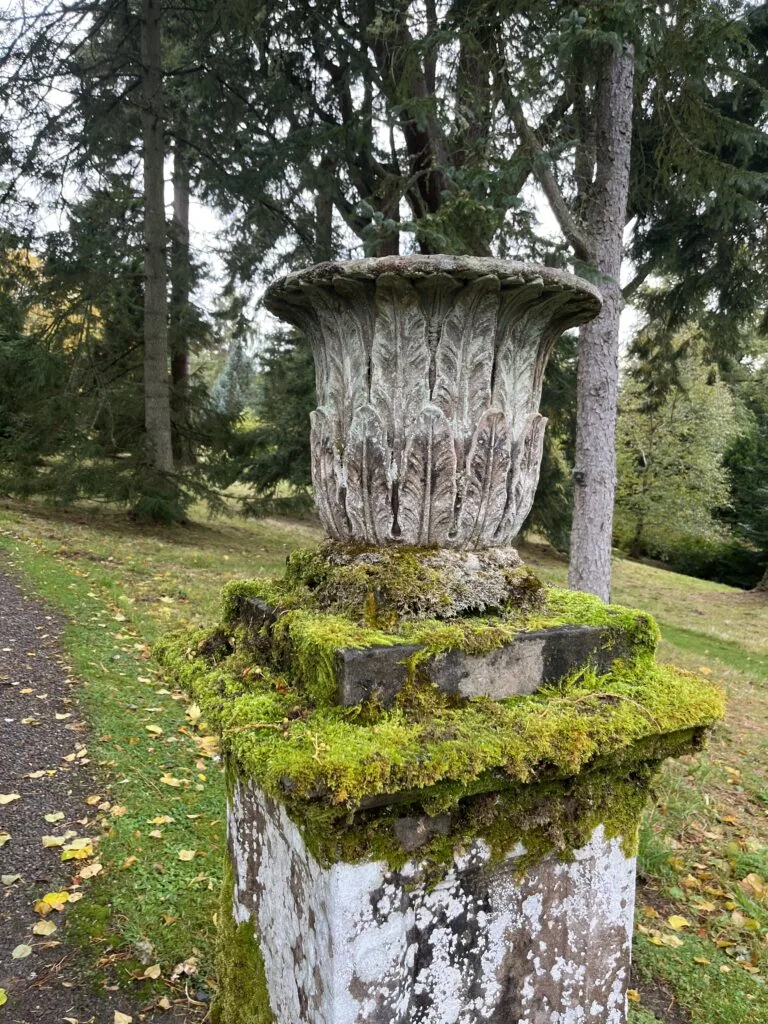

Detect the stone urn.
[{"left": 265, "top": 255, "right": 601, "bottom": 548}]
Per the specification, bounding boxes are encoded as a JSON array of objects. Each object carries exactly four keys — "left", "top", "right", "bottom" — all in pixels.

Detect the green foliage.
[
  {"left": 615, "top": 345, "right": 736, "bottom": 560},
  {"left": 238, "top": 333, "right": 315, "bottom": 512},
  {"left": 722, "top": 352, "right": 768, "bottom": 566}
]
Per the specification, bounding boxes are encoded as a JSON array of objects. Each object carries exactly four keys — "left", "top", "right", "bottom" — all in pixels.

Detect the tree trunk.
[
  {"left": 141, "top": 0, "right": 173, "bottom": 474},
  {"left": 568, "top": 44, "right": 635, "bottom": 602},
  {"left": 756, "top": 565, "right": 768, "bottom": 592},
  {"left": 170, "top": 125, "right": 193, "bottom": 466}
]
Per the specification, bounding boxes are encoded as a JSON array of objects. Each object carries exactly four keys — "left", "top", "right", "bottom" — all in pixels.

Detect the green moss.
[
  {"left": 212, "top": 859, "right": 275, "bottom": 1024},
  {"left": 271, "top": 610, "right": 399, "bottom": 703},
  {"left": 156, "top": 628, "right": 724, "bottom": 826},
  {"left": 155, "top": 546, "right": 724, "bottom": 876}
]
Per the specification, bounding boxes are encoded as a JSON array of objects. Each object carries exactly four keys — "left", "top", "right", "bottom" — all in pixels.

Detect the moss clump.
[
  {"left": 219, "top": 548, "right": 660, "bottom": 704},
  {"left": 211, "top": 859, "right": 275, "bottom": 1024},
  {"left": 278, "top": 542, "right": 546, "bottom": 623},
  {"left": 156, "top": 628, "right": 724, "bottom": 831},
  {"left": 156, "top": 544, "right": 724, "bottom": 875}
]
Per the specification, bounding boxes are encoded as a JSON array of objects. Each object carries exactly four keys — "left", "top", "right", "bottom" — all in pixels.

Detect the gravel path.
[{"left": 0, "top": 566, "right": 196, "bottom": 1024}]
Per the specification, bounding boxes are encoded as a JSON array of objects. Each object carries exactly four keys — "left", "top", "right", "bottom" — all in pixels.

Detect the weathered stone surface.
[
  {"left": 265, "top": 256, "right": 602, "bottom": 548},
  {"left": 335, "top": 624, "right": 625, "bottom": 707},
  {"left": 227, "top": 779, "right": 635, "bottom": 1024}
]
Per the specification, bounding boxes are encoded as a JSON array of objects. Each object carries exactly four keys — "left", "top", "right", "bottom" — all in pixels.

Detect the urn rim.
[{"left": 264, "top": 254, "right": 602, "bottom": 317}]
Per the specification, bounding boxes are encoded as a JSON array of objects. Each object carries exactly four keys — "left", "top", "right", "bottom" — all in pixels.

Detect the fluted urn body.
[{"left": 265, "top": 256, "right": 601, "bottom": 548}]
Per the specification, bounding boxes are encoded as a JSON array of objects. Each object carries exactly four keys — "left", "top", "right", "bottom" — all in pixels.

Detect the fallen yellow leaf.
[
  {"left": 42, "top": 835, "right": 66, "bottom": 848},
  {"left": 79, "top": 862, "right": 103, "bottom": 879},
  {"left": 44, "top": 811, "right": 65, "bottom": 823},
  {"left": 32, "top": 919, "right": 57, "bottom": 936},
  {"left": 1, "top": 874, "right": 20, "bottom": 885},
  {"left": 667, "top": 915, "right": 690, "bottom": 931},
  {"left": 0, "top": 988, "right": 6, "bottom": 1007},
  {"left": 114, "top": 1013, "right": 133, "bottom": 1024},
  {"left": 178, "top": 849, "right": 196, "bottom": 862},
  {"left": 143, "top": 964, "right": 162, "bottom": 980},
  {"left": 147, "top": 815, "right": 174, "bottom": 825},
  {"left": 160, "top": 774, "right": 181, "bottom": 787},
  {"left": 145, "top": 725, "right": 163, "bottom": 736},
  {"left": 62, "top": 843, "right": 94, "bottom": 861},
  {"left": 627, "top": 990, "right": 640, "bottom": 1003},
  {"left": 0, "top": 793, "right": 20, "bottom": 805},
  {"left": 12, "top": 944, "right": 32, "bottom": 959},
  {"left": 693, "top": 956, "right": 711, "bottom": 965}
]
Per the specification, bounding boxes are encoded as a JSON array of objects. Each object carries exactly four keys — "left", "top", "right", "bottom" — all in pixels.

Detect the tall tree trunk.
[
  {"left": 170, "top": 125, "right": 193, "bottom": 466},
  {"left": 568, "top": 44, "right": 635, "bottom": 601},
  {"left": 756, "top": 565, "right": 768, "bottom": 592},
  {"left": 141, "top": 0, "right": 173, "bottom": 474}
]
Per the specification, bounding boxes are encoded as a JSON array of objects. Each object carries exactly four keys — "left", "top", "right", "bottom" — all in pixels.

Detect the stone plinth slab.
[
  {"left": 243, "top": 598, "right": 628, "bottom": 706},
  {"left": 227, "top": 779, "right": 636, "bottom": 1024},
  {"left": 337, "top": 624, "right": 627, "bottom": 706}
]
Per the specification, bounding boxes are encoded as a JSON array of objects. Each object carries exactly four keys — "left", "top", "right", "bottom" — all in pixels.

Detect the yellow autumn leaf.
[
  {"left": 627, "top": 990, "right": 640, "bottom": 1003},
  {"left": 178, "top": 849, "right": 196, "bottom": 862},
  {"left": 0, "top": 833, "right": 10, "bottom": 847},
  {"left": 85, "top": 794, "right": 101, "bottom": 806},
  {"left": 145, "top": 724, "right": 163, "bottom": 736},
  {"left": 660, "top": 934, "right": 684, "bottom": 948},
  {"left": 42, "top": 835, "right": 66, "bottom": 848},
  {"left": 114, "top": 1013, "right": 133, "bottom": 1024},
  {"left": 62, "top": 843, "right": 94, "bottom": 861},
  {"left": 185, "top": 703, "right": 202, "bottom": 724},
  {"left": 110, "top": 805, "right": 127, "bottom": 817},
  {"left": 32, "top": 919, "right": 57, "bottom": 936},
  {"left": 143, "top": 964, "right": 162, "bottom": 980},
  {"left": 149, "top": 829, "right": 163, "bottom": 838},
  {"left": 2, "top": 874, "right": 20, "bottom": 885},
  {"left": 160, "top": 774, "right": 181, "bottom": 787},
  {"left": 693, "top": 956, "right": 711, "bottom": 965},
  {"left": 12, "top": 944, "right": 32, "bottom": 959},
  {"left": 147, "top": 815, "right": 174, "bottom": 825},
  {"left": 0, "top": 988, "right": 6, "bottom": 1006},
  {"left": 667, "top": 915, "right": 690, "bottom": 931},
  {"left": 0, "top": 793, "right": 20, "bottom": 805},
  {"left": 79, "top": 862, "right": 103, "bottom": 879},
  {"left": 44, "top": 811, "right": 64, "bottom": 823}
]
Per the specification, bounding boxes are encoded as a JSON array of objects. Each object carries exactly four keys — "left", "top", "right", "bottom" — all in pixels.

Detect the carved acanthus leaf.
[
  {"left": 493, "top": 289, "right": 578, "bottom": 434},
  {"left": 398, "top": 405, "right": 457, "bottom": 546},
  {"left": 310, "top": 408, "right": 350, "bottom": 541},
  {"left": 300, "top": 283, "right": 367, "bottom": 437},
  {"left": 369, "top": 274, "right": 429, "bottom": 469},
  {"left": 345, "top": 405, "right": 392, "bottom": 544},
  {"left": 433, "top": 275, "right": 499, "bottom": 447},
  {"left": 494, "top": 413, "right": 547, "bottom": 545},
  {"left": 456, "top": 410, "right": 512, "bottom": 547}
]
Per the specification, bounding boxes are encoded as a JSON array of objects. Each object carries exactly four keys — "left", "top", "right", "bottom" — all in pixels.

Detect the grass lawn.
[{"left": 0, "top": 499, "right": 766, "bottom": 1021}]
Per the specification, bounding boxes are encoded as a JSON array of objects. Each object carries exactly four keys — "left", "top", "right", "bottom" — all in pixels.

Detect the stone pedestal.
[
  {"left": 155, "top": 257, "right": 725, "bottom": 1024},
  {"left": 227, "top": 781, "right": 635, "bottom": 1024},
  {"left": 156, "top": 555, "right": 725, "bottom": 1024}
]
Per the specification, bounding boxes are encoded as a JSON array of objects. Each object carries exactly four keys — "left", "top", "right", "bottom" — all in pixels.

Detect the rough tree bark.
[
  {"left": 505, "top": 43, "right": 634, "bottom": 601},
  {"left": 141, "top": 0, "right": 174, "bottom": 475},
  {"left": 757, "top": 565, "right": 768, "bottom": 592},
  {"left": 568, "top": 45, "right": 635, "bottom": 601},
  {"left": 170, "top": 125, "right": 193, "bottom": 466}
]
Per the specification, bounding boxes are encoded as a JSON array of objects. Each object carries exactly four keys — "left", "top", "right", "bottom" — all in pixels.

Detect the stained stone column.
[{"left": 157, "top": 256, "right": 725, "bottom": 1024}]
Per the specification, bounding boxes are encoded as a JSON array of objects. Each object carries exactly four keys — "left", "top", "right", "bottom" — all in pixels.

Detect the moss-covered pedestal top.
[{"left": 156, "top": 545, "right": 724, "bottom": 869}]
